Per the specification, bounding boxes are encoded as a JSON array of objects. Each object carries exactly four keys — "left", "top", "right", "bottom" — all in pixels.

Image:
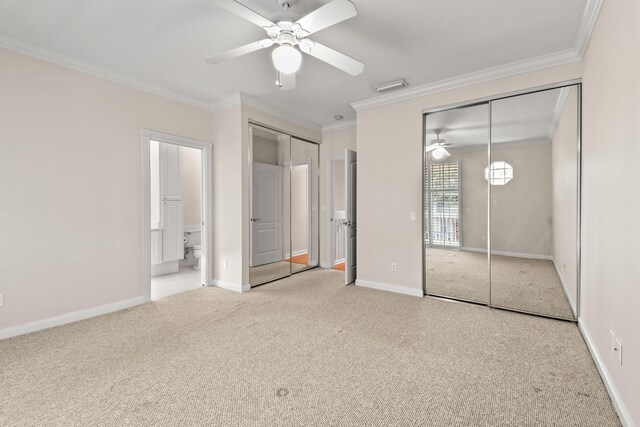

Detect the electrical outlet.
[
  {"left": 614, "top": 338, "right": 623, "bottom": 366},
  {"left": 391, "top": 263, "right": 397, "bottom": 272},
  {"left": 0, "top": 292, "right": 3, "bottom": 308}
]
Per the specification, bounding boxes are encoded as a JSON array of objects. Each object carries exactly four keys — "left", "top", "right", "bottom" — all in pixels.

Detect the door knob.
[{"left": 250, "top": 218, "right": 261, "bottom": 222}]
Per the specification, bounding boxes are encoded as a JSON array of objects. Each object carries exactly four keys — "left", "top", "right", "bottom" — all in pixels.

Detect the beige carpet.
[
  {"left": 427, "top": 248, "right": 575, "bottom": 319},
  {"left": 0, "top": 270, "right": 618, "bottom": 426}
]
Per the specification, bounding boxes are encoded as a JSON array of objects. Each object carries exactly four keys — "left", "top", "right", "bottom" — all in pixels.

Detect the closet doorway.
[
  {"left": 423, "top": 83, "right": 581, "bottom": 321},
  {"left": 248, "top": 124, "right": 320, "bottom": 287}
]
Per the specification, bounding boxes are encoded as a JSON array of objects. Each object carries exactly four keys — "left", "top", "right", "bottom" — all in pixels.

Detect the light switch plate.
[
  {"left": 410, "top": 212, "right": 416, "bottom": 221},
  {"left": 615, "top": 338, "right": 623, "bottom": 366},
  {"left": 610, "top": 330, "right": 616, "bottom": 351},
  {"left": 0, "top": 292, "right": 3, "bottom": 308}
]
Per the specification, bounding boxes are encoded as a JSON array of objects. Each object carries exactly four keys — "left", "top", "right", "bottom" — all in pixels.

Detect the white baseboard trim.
[
  {"left": 211, "top": 279, "right": 246, "bottom": 293},
  {"left": 0, "top": 296, "right": 145, "bottom": 341},
  {"left": 462, "top": 247, "right": 553, "bottom": 260},
  {"left": 579, "top": 321, "right": 634, "bottom": 427},
  {"left": 355, "top": 279, "right": 424, "bottom": 297},
  {"left": 552, "top": 258, "right": 577, "bottom": 317}
]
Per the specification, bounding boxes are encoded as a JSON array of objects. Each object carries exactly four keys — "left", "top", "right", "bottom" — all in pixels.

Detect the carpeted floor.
[
  {"left": 250, "top": 259, "right": 314, "bottom": 286},
  {"left": 0, "top": 269, "right": 618, "bottom": 426},
  {"left": 426, "top": 248, "right": 575, "bottom": 319}
]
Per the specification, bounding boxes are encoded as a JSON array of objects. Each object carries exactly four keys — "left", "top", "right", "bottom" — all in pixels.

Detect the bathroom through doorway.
[{"left": 142, "top": 130, "right": 212, "bottom": 301}]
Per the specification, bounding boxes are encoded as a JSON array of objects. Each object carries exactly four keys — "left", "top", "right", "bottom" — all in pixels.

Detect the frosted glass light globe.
[{"left": 272, "top": 45, "right": 302, "bottom": 74}]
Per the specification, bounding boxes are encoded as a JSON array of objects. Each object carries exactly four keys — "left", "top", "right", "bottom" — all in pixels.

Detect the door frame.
[
  {"left": 142, "top": 129, "right": 213, "bottom": 302},
  {"left": 291, "top": 159, "right": 313, "bottom": 266},
  {"left": 326, "top": 154, "right": 345, "bottom": 268}
]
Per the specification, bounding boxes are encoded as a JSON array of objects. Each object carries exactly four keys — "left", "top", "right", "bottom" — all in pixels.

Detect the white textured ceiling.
[
  {"left": 425, "top": 88, "right": 565, "bottom": 147},
  {"left": 0, "top": 0, "right": 587, "bottom": 126}
]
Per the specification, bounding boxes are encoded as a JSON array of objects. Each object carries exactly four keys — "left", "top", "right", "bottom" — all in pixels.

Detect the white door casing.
[
  {"left": 345, "top": 149, "right": 357, "bottom": 284},
  {"left": 251, "top": 162, "right": 284, "bottom": 267}
]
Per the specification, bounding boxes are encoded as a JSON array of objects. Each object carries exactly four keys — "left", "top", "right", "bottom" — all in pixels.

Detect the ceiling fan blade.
[
  {"left": 304, "top": 41, "right": 364, "bottom": 76},
  {"left": 212, "top": 0, "right": 275, "bottom": 28},
  {"left": 205, "top": 39, "right": 272, "bottom": 64},
  {"left": 295, "top": 0, "right": 357, "bottom": 35},
  {"left": 425, "top": 145, "right": 438, "bottom": 153},
  {"left": 279, "top": 72, "right": 296, "bottom": 91}
]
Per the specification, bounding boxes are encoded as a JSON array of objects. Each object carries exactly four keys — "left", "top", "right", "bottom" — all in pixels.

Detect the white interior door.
[
  {"left": 251, "top": 162, "right": 284, "bottom": 267},
  {"left": 345, "top": 149, "right": 357, "bottom": 284}
]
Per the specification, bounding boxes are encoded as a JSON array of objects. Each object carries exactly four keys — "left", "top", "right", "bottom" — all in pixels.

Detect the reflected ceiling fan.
[
  {"left": 426, "top": 130, "right": 452, "bottom": 160},
  {"left": 206, "top": 0, "right": 364, "bottom": 91}
]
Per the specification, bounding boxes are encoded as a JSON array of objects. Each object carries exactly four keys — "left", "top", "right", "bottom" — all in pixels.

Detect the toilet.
[
  {"left": 193, "top": 244, "right": 202, "bottom": 270},
  {"left": 184, "top": 229, "right": 202, "bottom": 270}
]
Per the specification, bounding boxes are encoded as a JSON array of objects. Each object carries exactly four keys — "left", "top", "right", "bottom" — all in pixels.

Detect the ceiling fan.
[
  {"left": 426, "top": 130, "right": 452, "bottom": 160},
  {"left": 206, "top": 0, "right": 364, "bottom": 91}
]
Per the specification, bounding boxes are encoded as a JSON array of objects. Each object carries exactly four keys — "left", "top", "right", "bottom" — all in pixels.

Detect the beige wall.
[
  {"left": 182, "top": 146, "right": 202, "bottom": 227},
  {"left": 490, "top": 142, "right": 553, "bottom": 256},
  {"left": 212, "top": 105, "right": 242, "bottom": 288},
  {"left": 252, "top": 135, "right": 278, "bottom": 165},
  {"left": 320, "top": 126, "right": 357, "bottom": 267},
  {"left": 356, "top": 61, "right": 581, "bottom": 292},
  {"left": 581, "top": 0, "right": 640, "bottom": 423},
  {"left": 0, "top": 47, "right": 212, "bottom": 330},
  {"left": 437, "top": 142, "right": 552, "bottom": 257},
  {"left": 551, "top": 87, "right": 578, "bottom": 313}
]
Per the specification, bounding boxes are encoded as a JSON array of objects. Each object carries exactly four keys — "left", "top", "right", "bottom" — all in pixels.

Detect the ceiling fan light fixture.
[
  {"left": 272, "top": 44, "right": 302, "bottom": 74},
  {"left": 432, "top": 147, "right": 450, "bottom": 160}
]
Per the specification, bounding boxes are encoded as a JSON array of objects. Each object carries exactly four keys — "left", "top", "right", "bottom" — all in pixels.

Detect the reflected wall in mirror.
[
  {"left": 249, "top": 126, "right": 291, "bottom": 286},
  {"left": 424, "top": 103, "right": 490, "bottom": 304},
  {"left": 290, "top": 138, "right": 319, "bottom": 274},
  {"left": 490, "top": 86, "right": 579, "bottom": 320}
]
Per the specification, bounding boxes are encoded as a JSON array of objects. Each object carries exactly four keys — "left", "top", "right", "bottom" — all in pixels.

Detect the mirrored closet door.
[
  {"left": 424, "top": 103, "right": 490, "bottom": 304},
  {"left": 490, "top": 86, "right": 579, "bottom": 320},
  {"left": 249, "top": 125, "right": 320, "bottom": 287},
  {"left": 424, "top": 84, "right": 580, "bottom": 321}
]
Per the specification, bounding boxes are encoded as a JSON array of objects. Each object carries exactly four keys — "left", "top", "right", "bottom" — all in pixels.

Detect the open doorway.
[
  {"left": 327, "top": 151, "right": 357, "bottom": 284},
  {"left": 327, "top": 155, "right": 346, "bottom": 272},
  {"left": 142, "top": 130, "right": 212, "bottom": 301}
]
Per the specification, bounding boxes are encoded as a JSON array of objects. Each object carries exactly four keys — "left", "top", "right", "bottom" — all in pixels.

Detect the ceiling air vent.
[{"left": 374, "top": 80, "right": 408, "bottom": 94}]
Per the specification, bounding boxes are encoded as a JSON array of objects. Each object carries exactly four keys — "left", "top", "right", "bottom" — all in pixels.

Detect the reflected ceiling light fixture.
[{"left": 426, "top": 130, "right": 451, "bottom": 160}]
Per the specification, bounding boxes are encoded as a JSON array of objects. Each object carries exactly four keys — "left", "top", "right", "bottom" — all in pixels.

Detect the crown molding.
[
  {"left": 322, "top": 119, "right": 357, "bottom": 133},
  {"left": 238, "top": 93, "right": 322, "bottom": 133},
  {"left": 548, "top": 86, "right": 571, "bottom": 141},
  {"left": 351, "top": 0, "right": 604, "bottom": 113},
  {"left": 351, "top": 49, "right": 580, "bottom": 112},
  {"left": 210, "top": 93, "right": 243, "bottom": 111},
  {"left": 0, "top": 35, "right": 213, "bottom": 112},
  {"left": 574, "top": 0, "right": 605, "bottom": 58}
]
